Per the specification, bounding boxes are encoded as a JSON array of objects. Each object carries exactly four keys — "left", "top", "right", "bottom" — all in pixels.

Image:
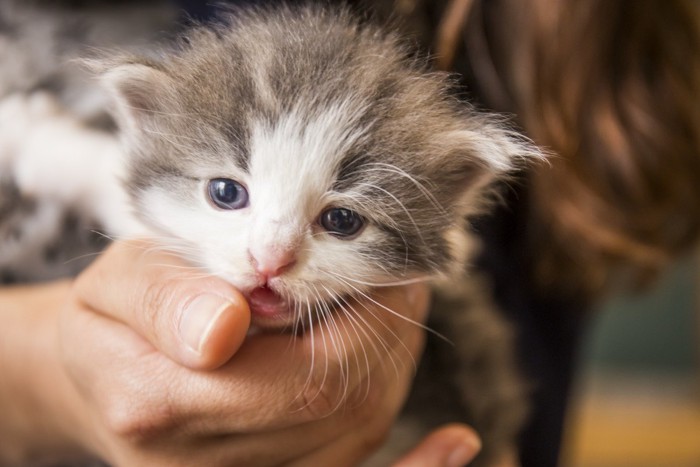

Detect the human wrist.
[{"left": 0, "top": 281, "right": 92, "bottom": 464}]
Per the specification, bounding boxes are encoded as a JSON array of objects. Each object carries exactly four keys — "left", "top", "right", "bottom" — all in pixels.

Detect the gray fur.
[
  {"left": 368, "top": 277, "right": 528, "bottom": 466},
  {"left": 0, "top": 177, "right": 106, "bottom": 284},
  {"left": 103, "top": 6, "right": 536, "bottom": 280},
  {"left": 0, "top": 3, "right": 536, "bottom": 465}
]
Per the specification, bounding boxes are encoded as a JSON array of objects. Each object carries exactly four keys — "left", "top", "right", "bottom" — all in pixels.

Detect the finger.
[
  {"left": 180, "top": 284, "right": 430, "bottom": 430},
  {"left": 62, "top": 301, "right": 417, "bottom": 464},
  {"left": 61, "top": 296, "right": 411, "bottom": 440},
  {"left": 187, "top": 290, "right": 428, "bottom": 432},
  {"left": 393, "top": 424, "right": 482, "bottom": 467},
  {"left": 282, "top": 381, "right": 396, "bottom": 467},
  {"left": 195, "top": 372, "right": 395, "bottom": 466},
  {"left": 74, "top": 239, "right": 250, "bottom": 370}
]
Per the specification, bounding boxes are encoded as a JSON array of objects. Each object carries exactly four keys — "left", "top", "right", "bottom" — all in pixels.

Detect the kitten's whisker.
[
  {"left": 329, "top": 272, "right": 432, "bottom": 288},
  {"left": 336, "top": 291, "right": 406, "bottom": 380},
  {"left": 143, "top": 127, "right": 210, "bottom": 146},
  {"left": 310, "top": 295, "right": 332, "bottom": 410},
  {"left": 148, "top": 263, "right": 202, "bottom": 271},
  {"left": 315, "top": 292, "right": 350, "bottom": 411},
  {"left": 323, "top": 287, "right": 370, "bottom": 404},
  {"left": 330, "top": 293, "right": 390, "bottom": 402},
  {"left": 340, "top": 295, "right": 394, "bottom": 362},
  {"left": 120, "top": 104, "right": 231, "bottom": 129},
  {"left": 323, "top": 299, "right": 353, "bottom": 405},
  {"left": 336, "top": 191, "right": 402, "bottom": 232},
  {"left": 147, "top": 267, "right": 217, "bottom": 283},
  {"left": 61, "top": 250, "right": 105, "bottom": 265},
  {"left": 345, "top": 294, "right": 412, "bottom": 378},
  {"left": 88, "top": 229, "right": 117, "bottom": 242},
  {"left": 291, "top": 295, "right": 302, "bottom": 338},
  {"left": 332, "top": 274, "right": 450, "bottom": 345},
  {"left": 357, "top": 182, "right": 419, "bottom": 261},
  {"left": 363, "top": 162, "right": 449, "bottom": 218},
  {"left": 313, "top": 286, "right": 345, "bottom": 375},
  {"left": 283, "top": 301, "right": 300, "bottom": 355},
  {"left": 147, "top": 122, "right": 197, "bottom": 152},
  {"left": 292, "top": 299, "right": 318, "bottom": 412}
]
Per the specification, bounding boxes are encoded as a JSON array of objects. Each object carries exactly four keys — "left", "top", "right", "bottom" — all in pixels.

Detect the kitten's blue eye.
[
  {"left": 320, "top": 208, "right": 364, "bottom": 238},
  {"left": 208, "top": 178, "right": 249, "bottom": 210}
]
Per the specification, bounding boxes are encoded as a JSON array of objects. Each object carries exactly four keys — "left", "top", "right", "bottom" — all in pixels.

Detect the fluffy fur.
[
  {"left": 0, "top": 3, "right": 542, "bottom": 465},
  {"left": 99, "top": 6, "right": 538, "bottom": 318}
]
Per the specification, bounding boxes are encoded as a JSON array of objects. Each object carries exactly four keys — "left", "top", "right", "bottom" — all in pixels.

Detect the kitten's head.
[{"left": 99, "top": 6, "right": 541, "bottom": 327}]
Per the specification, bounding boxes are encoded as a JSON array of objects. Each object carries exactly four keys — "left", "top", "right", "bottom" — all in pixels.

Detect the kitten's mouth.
[
  {"left": 247, "top": 285, "right": 291, "bottom": 326},
  {"left": 246, "top": 285, "right": 343, "bottom": 330}
]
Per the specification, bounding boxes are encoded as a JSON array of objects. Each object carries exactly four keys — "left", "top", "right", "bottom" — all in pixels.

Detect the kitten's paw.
[
  {"left": 0, "top": 93, "right": 64, "bottom": 171},
  {"left": 0, "top": 95, "right": 31, "bottom": 168}
]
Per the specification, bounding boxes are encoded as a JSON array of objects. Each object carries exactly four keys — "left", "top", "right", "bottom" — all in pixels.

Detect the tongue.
[{"left": 249, "top": 286, "right": 286, "bottom": 316}]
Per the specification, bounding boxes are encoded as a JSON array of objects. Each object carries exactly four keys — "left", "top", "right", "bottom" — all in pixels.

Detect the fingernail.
[
  {"left": 446, "top": 436, "right": 481, "bottom": 467},
  {"left": 179, "top": 294, "right": 233, "bottom": 354}
]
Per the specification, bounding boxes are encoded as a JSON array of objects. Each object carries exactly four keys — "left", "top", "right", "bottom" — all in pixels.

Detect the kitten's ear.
[
  {"left": 88, "top": 58, "right": 174, "bottom": 132},
  {"left": 443, "top": 120, "right": 545, "bottom": 214}
]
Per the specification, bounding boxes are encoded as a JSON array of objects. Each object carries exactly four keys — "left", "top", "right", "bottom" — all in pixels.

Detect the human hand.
[{"left": 0, "top": 239, "right": 482, "bottom": 466}]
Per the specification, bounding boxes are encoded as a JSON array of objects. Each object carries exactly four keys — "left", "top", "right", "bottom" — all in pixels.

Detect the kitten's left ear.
[
  {"left": 87, "top": 57, "right": 175, "bottom": 133},
  {"left": 443, "top": 119, "right": 545, "bottom": 214}
]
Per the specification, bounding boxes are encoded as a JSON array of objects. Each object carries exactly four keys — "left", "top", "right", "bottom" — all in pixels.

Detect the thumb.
[
  {"left": 393, "top": 424, "right": 482, "bottom": 467},
  {"left": 75, "top": 240, "right": 251, "bottom": 370}
]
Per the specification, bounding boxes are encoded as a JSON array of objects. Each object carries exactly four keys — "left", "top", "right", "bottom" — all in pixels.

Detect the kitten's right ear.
[{"left": 87, "top": 58, "right": 174, "bottom": 133}]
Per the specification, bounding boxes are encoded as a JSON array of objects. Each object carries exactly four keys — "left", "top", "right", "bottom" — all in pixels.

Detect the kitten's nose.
[{"left": 249, "top": 247, "right": 297, "bottom": 279}]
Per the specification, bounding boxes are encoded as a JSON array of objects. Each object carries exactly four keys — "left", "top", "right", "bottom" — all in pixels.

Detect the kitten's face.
[
  {"left": 101, "top": 7, "right": 538, "bottom": 328},
  {"left": 136, "top": 108, "right": 429, "bottom": 328}
]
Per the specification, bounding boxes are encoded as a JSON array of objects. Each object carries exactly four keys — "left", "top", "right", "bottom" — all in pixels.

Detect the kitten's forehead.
[
  {"left": 248, "top": 101, "right": 371, "bottom": 214},
  {"left": 125, "top": 6, "right": 536, "bottom": 225}
]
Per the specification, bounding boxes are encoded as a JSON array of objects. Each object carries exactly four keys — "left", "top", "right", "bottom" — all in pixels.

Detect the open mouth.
[
  {"left": 246, "top": 285, "right": 346, "bottom": 329},
  {"left": 247, "top": 285, "right": 291, "bottom": 324}
]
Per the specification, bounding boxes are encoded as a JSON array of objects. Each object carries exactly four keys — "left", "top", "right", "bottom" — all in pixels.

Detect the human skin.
[{"left": 0, "top": 240, "right": 480, "bottom": 466}]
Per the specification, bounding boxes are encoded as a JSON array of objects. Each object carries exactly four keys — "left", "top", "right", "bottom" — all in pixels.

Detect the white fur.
[
  {"left": 0, "top": 92, "right": 146, "bottom": 237},
  {"left": 139, "top": 105, "right": 396, "bottom": 305}
]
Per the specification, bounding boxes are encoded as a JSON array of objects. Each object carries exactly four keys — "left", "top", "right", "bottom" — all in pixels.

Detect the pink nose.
[{"left": 249, "top": 248, "right": 297, "bottom": 279}]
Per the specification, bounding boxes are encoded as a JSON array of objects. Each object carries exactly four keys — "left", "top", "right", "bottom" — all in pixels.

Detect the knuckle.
[
  {"left": 299, "top": 376, "right": 339, "bottom": 419},
  {"left": 74, "top": 247, "right": 114, "bottom": 294},
  {"left": 297, "top": 351, "right": 386, "bottom": 422},
  {"left": 139, "top": 279, "right": 178, "bottom": 332},
  {"left": 295, "top": 359, "right": 350, "bottom": 418},
  {"left": 71, "top": 264, "right": 97, "bottom": 304}
]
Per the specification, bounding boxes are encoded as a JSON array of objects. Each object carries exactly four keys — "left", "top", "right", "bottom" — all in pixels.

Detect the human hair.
[{"left": 434, "top": 0, "right": 700, "bottom": 297}]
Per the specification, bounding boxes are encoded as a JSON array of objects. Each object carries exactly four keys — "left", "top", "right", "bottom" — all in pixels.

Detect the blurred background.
[{"left": 562, "top": 251, "right": 700, "bottom": 467}]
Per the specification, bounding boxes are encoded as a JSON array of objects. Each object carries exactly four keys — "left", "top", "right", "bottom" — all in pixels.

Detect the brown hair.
[{"left": 432, "top": 0, "right": 700, "bottom": 297}]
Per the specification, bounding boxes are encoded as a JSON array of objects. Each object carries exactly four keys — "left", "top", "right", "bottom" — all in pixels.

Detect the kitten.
[{"left": 0, "top": 3, "right": 541, "bottom": 465}]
